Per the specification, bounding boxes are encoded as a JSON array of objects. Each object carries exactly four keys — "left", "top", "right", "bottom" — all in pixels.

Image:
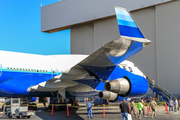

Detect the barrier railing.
[{"left": 146, "top": 78, "right": 176, "bottom": 101}]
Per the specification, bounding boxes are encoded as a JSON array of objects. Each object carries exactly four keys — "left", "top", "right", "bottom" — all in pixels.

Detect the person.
[
  {"left": 174, "top": 98, "right": 178, "bottom": 113},
  {"left": 86, "top": 99, "right": 93, "bottom": 119},
  {"left": 169, "top": 98, "right": 174, "bottom": 111},
  {"left": 137, "top": 100, "right": 143, "bottom": 119},
  {"left": 150, "top": 98, "right": 158, "bottom": 118},
  {"left": 152, "top": 79, "right": 155, "bottom": 88},
  {"left": 130, "top": 99, "right": 138, "bottom": 118},
  {"left": 178, "top": 96, "right": 180, "bottom": 111},
  {"left": 119, "top": 99, "right": 129, "bottom": 120},
  {"left": 141, "top": 98, "right": 147, "bottom": 117}
]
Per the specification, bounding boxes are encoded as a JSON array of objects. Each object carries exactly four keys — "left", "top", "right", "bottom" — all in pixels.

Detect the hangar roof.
[{"left": 41, "top": 0, "right": 173, "bottom": 33}]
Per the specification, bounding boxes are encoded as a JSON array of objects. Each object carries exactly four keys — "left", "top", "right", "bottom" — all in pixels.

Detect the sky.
[{"left": 0, "top": 0, "right": 70, "bottom": 55}]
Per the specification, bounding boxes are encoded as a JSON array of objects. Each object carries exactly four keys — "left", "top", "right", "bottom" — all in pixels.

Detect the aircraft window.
[
  {"left": 31, "top": 69, "right": 33, "bottom": 72},
  {"left": 40, "top": 70, "right": 42, "bottom": 73},
  {"left": 17, "top": 68, "right": 18, "bottom": 71},
  {"left": 129, "top": 67, "right": 133, "bottom": 72},
  {"left": 37, "top": 70, "right": 39, "bottom": 72},
  {"left": 7, "top": 68, "right": 9, "bottom": 70},
  {"left": 28, "top": 69, "right": 30, "bottom": 72},
  {"left": 34, "top": 69, "right": 36, "bottom": 72},
  {"left": 46, "top": 70, "right": 47, "bottom": 73},
  {"left": 53, "top": 71, "right": 55, "bottom": 73},
  {"left": 22, "top": 69, "right": 24, "bottom": 71},
  {"left": 123, "top": 66, "right": 126, "bottom": 70},
  {"left": 13, "top": 68, "right": 15, "bottom": 71},
  {"left": 43, "top": 70, "right": 45, "bottom": 73},
  {"left": 10, "top": 68, "right": 12, "bottom": 71},
  {"left": 25, "top": 69, "right": 27, "bottom": 72},
  {"left": 20, "top": 68, "right": 21, "bottom": 71}
]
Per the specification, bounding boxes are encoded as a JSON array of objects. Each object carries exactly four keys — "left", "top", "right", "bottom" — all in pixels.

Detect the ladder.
[{"left": 146, "top": 77, "right": 176, "bottom": 102}]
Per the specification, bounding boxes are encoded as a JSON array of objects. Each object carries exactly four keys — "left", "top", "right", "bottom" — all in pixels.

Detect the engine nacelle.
[
  {"left": 104, "top": 75, "right": 149, "bottom": 97},
  {"left": 99, "top": 90, "right": 118, "bottom": 101},
  {"left": 104, "top": 78, "right": 130, "bottom": 95}
]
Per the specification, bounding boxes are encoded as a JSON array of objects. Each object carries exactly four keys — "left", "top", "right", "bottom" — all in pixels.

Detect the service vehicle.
[{"left": 4, "top": 98, "right": 35, "bottom": 119}]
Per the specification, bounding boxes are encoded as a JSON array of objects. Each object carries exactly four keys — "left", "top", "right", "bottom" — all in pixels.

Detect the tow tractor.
[{"left": 3, "top": 98, "right": 35, "bottom": 119}]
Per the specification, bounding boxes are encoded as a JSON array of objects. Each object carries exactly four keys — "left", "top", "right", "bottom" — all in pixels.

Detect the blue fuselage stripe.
[{"left": 0, "top": 70, "right": 61, "bottom": 96}]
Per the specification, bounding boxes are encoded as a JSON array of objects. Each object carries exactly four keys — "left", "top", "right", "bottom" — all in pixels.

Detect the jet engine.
[
  {"left": 104, "top": 78, "right": 130, "bottom": 96},
  {"left": 99, "top": 76, "right": 149, "bottom": 101},
  {"left": 99, "top": 90, "right": 118, "bottom": 101}
]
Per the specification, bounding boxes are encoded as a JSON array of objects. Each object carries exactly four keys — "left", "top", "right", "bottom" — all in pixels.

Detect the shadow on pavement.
[{"left": 35, "top": 107, "right": 84, "bottom": 120}]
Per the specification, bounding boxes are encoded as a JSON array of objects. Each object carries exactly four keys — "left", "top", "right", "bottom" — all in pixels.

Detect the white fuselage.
[{"left": 0, "top": 50, "right": 88, "bottom": 73}]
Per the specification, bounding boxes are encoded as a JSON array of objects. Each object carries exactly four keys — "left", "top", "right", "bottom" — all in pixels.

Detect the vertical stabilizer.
[{"left": 115, "top": 7, "right": 145, "bottom": 39}]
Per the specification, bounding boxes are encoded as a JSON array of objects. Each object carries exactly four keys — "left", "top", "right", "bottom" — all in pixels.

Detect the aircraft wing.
[
  {"left": 27, "top": 7, "right": 151, "bottom": 97},
  {"left": 73, "top": 37, "right": 150, "bottom": 80}
]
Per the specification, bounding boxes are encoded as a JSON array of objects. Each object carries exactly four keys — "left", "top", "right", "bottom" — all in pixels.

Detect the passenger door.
[{"left": 51, "top": 68, "right": 58, "bottom": 78}]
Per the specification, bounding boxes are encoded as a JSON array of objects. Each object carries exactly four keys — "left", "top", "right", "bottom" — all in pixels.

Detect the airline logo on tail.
[{"left": 115, "top": 7, "right": 145, "bottom": 38}]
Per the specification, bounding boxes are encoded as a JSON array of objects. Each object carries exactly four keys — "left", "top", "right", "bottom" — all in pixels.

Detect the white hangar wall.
[
  {"left": 71, "top": 1, "right": 180, "bottom": 95},
  {"left": 41, "top": 0, "right": 180, "bottom": 95}
]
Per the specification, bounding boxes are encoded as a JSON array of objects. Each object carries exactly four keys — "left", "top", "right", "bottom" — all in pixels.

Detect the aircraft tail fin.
[{"left": 115, "top": 7, "right": 145, "bottom": 39}]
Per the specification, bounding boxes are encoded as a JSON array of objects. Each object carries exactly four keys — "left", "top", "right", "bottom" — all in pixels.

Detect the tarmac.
[{"left": 0, "top": 103, "right": 180, "bottom": 120}]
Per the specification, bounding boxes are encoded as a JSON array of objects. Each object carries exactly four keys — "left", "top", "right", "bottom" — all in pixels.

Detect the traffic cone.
[
  {"left": 129, "top": 105, "right": 131, "bottom": 113},
  {"left": 67, "top": 104, "right": 69, "bottom": 116},
  {"left": 149, "top": 104, "right": 151, "bottom": 112},
  {"left": 165, "top": 103, "right": 167, "bottom": 111},
  {"left": 147, "top": 105, "right": 149, "bottom": 115},
  {"left": 103, "top": 104, "right": 105, "bottom": 118},
  {"left": 165, "top": 103, "right": 169, "bottom": 114},
  {"left": 51, "top": 104, "right": 54, "bottom": 116}
]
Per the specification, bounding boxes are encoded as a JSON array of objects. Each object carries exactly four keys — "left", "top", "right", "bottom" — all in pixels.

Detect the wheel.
[
  {"left": 19, "top": 113, "right": 24, "bottom": 119},
  {"left": 27, "top": 116, "right": 31, "bottom": 118},
  {"left": 8, "top": 113, "right": 12, "bottom": 118}
]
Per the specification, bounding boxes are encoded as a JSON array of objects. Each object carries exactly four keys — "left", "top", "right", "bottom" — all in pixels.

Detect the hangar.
[{"left": 41, "top": 0, "right": 180, "bottom": 96}]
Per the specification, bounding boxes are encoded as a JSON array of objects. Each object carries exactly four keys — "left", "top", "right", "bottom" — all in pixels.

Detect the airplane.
[{"left": 0, "top": 7, "right": 151, "bottom": 103}]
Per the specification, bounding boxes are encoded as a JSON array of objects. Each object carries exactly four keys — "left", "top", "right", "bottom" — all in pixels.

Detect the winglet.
[{"left": 115, "top": 6, "right": 145, "bottom": 39}]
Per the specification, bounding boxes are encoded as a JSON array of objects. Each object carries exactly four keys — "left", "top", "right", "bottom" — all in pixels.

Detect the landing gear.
[
  {"left": 69, "top": 99, "right": 79, "bottom": 106},
  {"left": 48, "top": 92, "right": 67, "bottom": 111}
]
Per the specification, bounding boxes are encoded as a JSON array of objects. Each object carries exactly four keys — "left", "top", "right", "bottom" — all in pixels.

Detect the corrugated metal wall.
[
  {"left": 71, "top": 0, "right": 180, "bottom": 94},
  {"left": 155, "top": 1, "right": 180, "bottom": 94}
]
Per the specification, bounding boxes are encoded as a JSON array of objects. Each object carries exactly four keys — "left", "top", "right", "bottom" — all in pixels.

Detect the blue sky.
[{"left": 0, "top": 0, "right": 70, "bottom": 55}]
